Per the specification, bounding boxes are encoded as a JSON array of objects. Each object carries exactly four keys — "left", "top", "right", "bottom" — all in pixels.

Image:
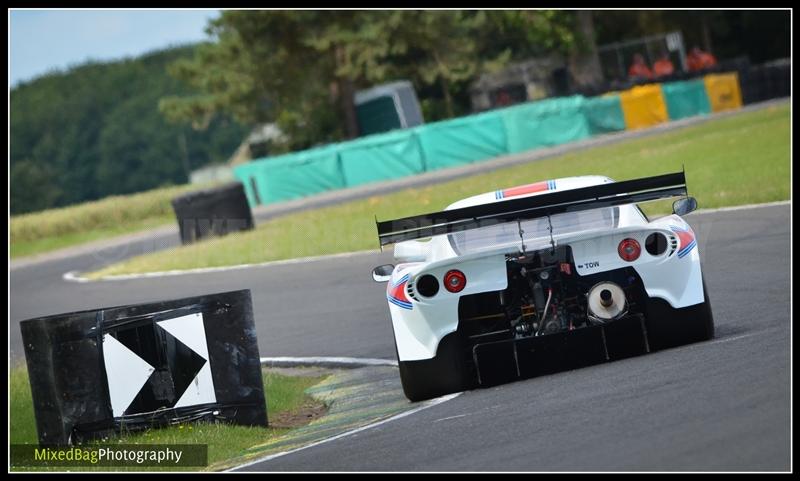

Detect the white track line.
[
  {"left": 260, "top": 356, "right": 398, "bottom": 368},
  {"left": 64, "top": 200, "right": 789, "bottom": 283},
  {"left": 690, "top": 200, "right": 789, "bottom": 215},
  {"left": 62, "top": 249, "right": 379, "bottom": 283},
  {"left": 432, "top": 413, "right": 469, "bottom": 423},
  {"left": 706, "top": 332, "right": 761, "bottom": 345},
  {"left": 229, "top": 392, "right": 461, "bottom": 471}
]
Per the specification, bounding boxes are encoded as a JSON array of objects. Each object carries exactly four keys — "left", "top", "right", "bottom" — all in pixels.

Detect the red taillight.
[
  {"left": 444, "top": 270, "right": 467, "bottom": 293},
  {"left": 618, "top": 238, "right": 641, "bottom": 262}
]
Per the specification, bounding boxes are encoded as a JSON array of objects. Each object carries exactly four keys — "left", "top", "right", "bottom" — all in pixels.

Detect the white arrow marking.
[
  {"left": 157, "top": 313, "right": 210, "bottom": 359},
  {"left": 102, "top": 334, "right": 156, "bottom": 417},
  {"left": 157, "top": 313, "right": 217, "bottom": 407}
]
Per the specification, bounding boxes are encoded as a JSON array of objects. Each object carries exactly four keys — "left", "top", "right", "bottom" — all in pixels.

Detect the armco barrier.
[
  {"left": 235, "top": 71, "right": 748, "bottom": 208},
  {"left": 253, "top": 145, "right": 344, "bottom": 204},
  {"left": 244, "top": 152, "right": 299, "bottom": 205},
  {"left": 338, "top": 129, "right": 426, "bottom": 188},
  {"left": 415, "top": 110, "right": 507, "bottom": 170},
  {"left": 581, "top": 95, "right": 626, "bottom": 135},
  {"left": 501, "top": 96, "right": 591, "bottom": 154},
  {"left": 704, "top": 72, "right": 743, "bottom": 113},
  {"left": 619, "top": 84, "right": 669, "bottom": 130},
  {"left": 661, "top": 80, "right": 712, "bottom": 120}
]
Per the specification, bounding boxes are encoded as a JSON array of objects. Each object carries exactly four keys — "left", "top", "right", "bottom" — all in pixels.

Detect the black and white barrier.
[{"left": 20, "top": 289, "right": 267, "bottom": 446}]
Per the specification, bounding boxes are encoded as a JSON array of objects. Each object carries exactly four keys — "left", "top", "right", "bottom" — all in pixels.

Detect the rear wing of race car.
[{"left": 375, "top": 171, "right": 688, "bottom": 246}]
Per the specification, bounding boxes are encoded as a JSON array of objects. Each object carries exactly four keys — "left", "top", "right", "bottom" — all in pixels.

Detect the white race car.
[{"left": 372, "top": 172, "right": 714, "bottom": 401}]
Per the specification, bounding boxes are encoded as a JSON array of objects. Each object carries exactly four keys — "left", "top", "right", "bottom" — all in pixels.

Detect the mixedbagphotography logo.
[{"left": 10, "top": 444, "right": 208, "bottom": 468}]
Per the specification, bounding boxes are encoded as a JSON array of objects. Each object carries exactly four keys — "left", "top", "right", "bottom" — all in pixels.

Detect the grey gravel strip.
[{"left": 260, "top": 356, "right": 398, "bottom": 369}]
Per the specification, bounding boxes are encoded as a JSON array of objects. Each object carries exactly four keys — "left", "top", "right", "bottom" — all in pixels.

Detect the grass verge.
[
  {"left": 9, "top": 365, "right": 327, "bottom": 471},
  {"left": 10, "top": 183, "right": 208, "bottom": 259},
  {"left": 88, "top": 103, "right": 790, "bottom": 278}
]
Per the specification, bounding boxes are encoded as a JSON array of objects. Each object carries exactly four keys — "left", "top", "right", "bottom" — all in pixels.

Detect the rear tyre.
[
  {"left": 646, "top": 277, "right": 715, "bottom": 350},
  {"left": 397, "top": 332, "right": 468, "bottom": 402}
]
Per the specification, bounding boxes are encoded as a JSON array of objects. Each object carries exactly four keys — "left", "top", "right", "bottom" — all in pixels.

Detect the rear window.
[{"left": 448, "top": 207, "right": 619, "bottom": 255}]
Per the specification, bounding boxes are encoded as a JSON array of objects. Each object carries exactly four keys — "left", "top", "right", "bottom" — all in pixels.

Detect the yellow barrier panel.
[
  {"left": 619, "top": 84, "right": 669, "bottom": 130},
  {"left": 704, "top": 72, "right": 743, "bottom": 113}
]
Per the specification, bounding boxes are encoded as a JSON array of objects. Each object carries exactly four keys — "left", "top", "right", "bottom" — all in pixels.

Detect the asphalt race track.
[{"left": 9, "top": 203, "right": 790, "bottom": 471}]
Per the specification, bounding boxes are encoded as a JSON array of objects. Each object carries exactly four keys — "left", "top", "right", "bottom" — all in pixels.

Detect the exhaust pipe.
[
  {"left": 588, "top": 282, "right": 627, "bottom": 320},
  {"left": 600, "top": 289, "right": 614, "bottom": 307}
]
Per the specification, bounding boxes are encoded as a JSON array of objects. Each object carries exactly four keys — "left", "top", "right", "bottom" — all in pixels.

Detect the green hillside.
[{"left": 10, "top": 44, "right": 248, "bottom": 215}]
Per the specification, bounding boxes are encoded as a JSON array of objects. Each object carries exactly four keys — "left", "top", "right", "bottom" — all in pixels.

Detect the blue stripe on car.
[
  {"left": 388, "top": 297, "right": 413, "bottom": 310},
  {"left": 678, "top": 240, "right": 696, "bottom": 258}
]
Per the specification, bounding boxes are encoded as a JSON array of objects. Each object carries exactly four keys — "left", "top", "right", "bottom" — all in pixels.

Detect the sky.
[{"left": 9, "top": 9, "right": 220, "bottom": 87}]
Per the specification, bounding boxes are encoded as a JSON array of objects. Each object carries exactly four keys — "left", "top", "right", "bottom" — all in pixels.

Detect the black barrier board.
[
  {"left": 20, "top": 289, "right": 267, "bottom": 446},
  {"left": 171, "top": 182, "right": 254, "bottom": 245}
]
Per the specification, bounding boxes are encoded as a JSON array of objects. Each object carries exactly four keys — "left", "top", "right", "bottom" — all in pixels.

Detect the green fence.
[
  {"left": 251, "top": 145, "right": 344, "bottom": 204},
  {"left": 582, "top": 95, "right": 627, "bottom": 134},
  {"left": 661, "top": 80, "right": 712, "bottom": 120},
  {"left": 235, "top": 80, "right": 714, "bottom": 207},
  {"left": 502, "top": 96, "right": 592, "bottom": 153},
  {"left": 415, "top": 110, "right": 507, "bottom": 170},
  {"left": 339, "top": 130, "right": 426, "bottom": 188}
]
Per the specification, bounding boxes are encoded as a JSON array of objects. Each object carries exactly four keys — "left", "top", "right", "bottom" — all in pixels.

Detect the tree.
[
  {"left": 160, "top": 11, "right": 403, "bottom": 144},
  {"left": 161, "top": 10, "right": 581, "bottom": 146},
  {"left": 386, "top": 11, "right": 496, "bottom": 118},
  {"left": 569, "top": 11, "right": 603, "bottom": 88},
  {"left": 389, "top": 11, "right": 577, "bottom": 118},
  {"left": 10, "top": 160, "right": 62, "bottom": 214},
  {"left": 10, "top": 46, "right": 247, "bottom": 214}
]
